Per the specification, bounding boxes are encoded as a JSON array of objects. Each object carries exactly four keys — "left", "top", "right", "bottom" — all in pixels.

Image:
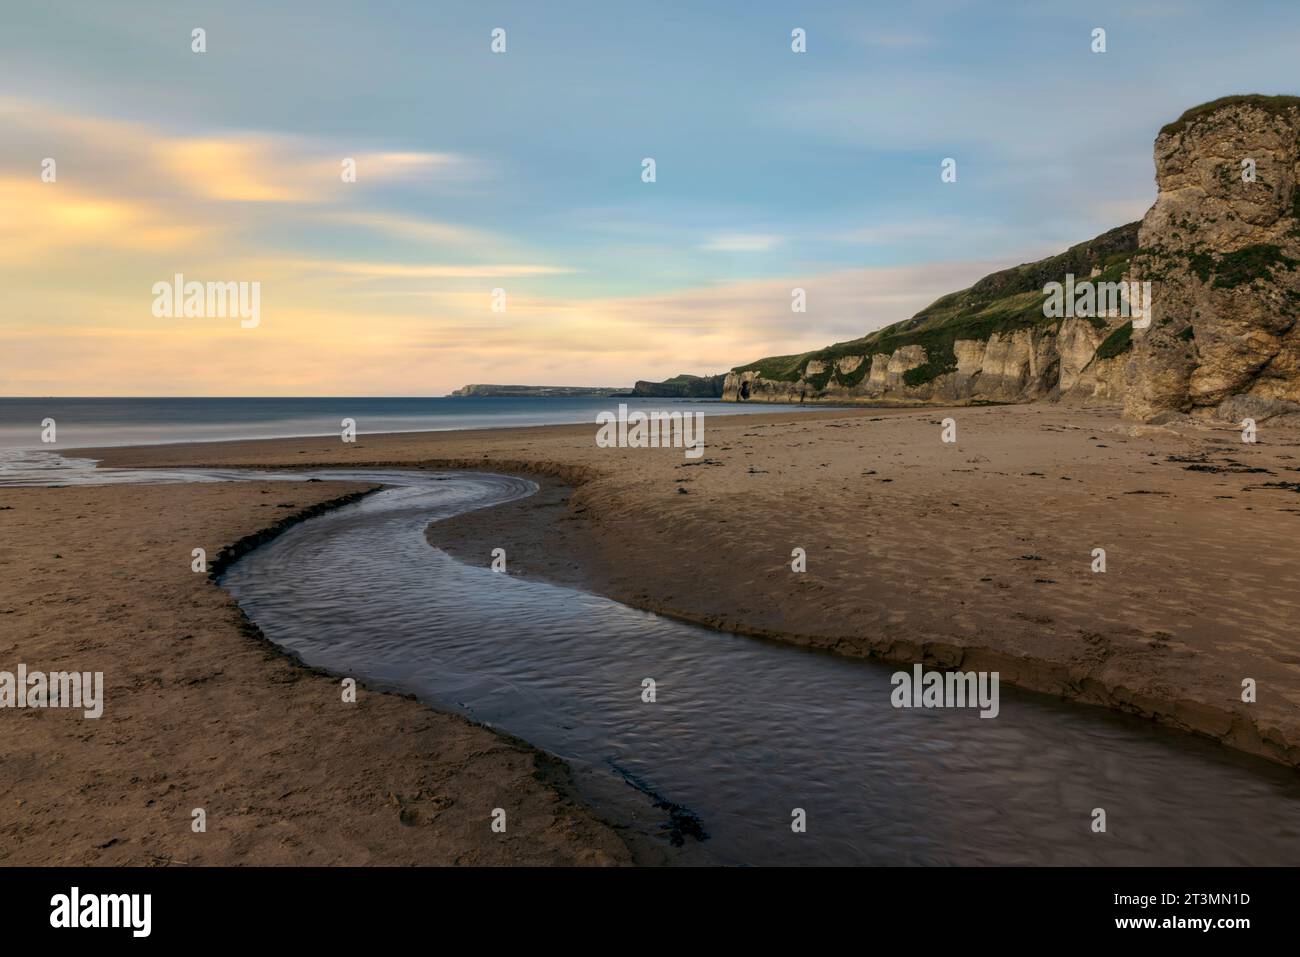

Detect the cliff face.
[
  {"left": 724, "top": 223, "right": 1141, "bottom": 407},
  {"left": 724, "top": 95, "right": 1300, "bottom": 421},
  {"left": 1123, "top": 96, "right": 1300, "bottom": 420}
]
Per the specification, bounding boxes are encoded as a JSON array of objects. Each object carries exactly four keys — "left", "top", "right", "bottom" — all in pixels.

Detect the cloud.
[
  {"left": 0, "top": 96, "right": 1066, "bottom": 397},
  {"left": 166, "top": 139, "right": 474, "bottom": 204},
  {"left": 326, "top": 211, "right": 494, "bottom": 247},
  {"left": 0, "top": 96, "right": 480, "bottom": 208},
  {"left": 700, "top": 233, "right": 783, "bottom": 252},
  {"left": 834, "top": 220, "right": 961, "bottom": 245},
  {"left": 0, "top": 96, "right": 548, "bottom": 285},
  {"left": 1, "top": 246, "right": 1010, "bottom": 396},
  {"left": 166, "top": 137, "right": 316, "bottom": 202},
  {"left": 0, "top": 176, "right": 208, "bottom": 263},
  {"left": 346, "top": 151, "right": 472, "bottom": 182},
  {"left": 293, "top": 260, "right": 578, "bottom": 279}
]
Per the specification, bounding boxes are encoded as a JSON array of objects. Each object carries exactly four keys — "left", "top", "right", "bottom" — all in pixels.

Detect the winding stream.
[
  {"left": 8, "top": 454, "right": 1299, "bottom": 864},
  {"left": 210, "top": 469, "right": 1300, "bottom": 866}
]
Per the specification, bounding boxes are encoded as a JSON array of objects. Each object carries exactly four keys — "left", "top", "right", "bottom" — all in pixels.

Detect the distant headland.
[
  {"left": 448, "top": 384, "right": 628, "bottom": 397},
  {"left": 449, "top": 373, "right": 726, "bottom": 399}
]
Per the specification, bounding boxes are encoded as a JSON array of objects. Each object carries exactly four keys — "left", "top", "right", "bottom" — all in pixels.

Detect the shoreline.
[
  {"left": 73, "top": 404, "right": 1300, "bottom": 772},
  {"left": 1, "top": 397, "right": 822, "bottom": 455}
]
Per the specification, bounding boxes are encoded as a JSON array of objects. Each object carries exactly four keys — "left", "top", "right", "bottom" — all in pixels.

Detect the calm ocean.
[{"left": 0, "top": 396, "right": 807, "bottom": 451}]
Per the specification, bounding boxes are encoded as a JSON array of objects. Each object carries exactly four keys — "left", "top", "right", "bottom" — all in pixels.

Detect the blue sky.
[{"left": 3, "top": 0, "right": 1299, "bottom": 394}]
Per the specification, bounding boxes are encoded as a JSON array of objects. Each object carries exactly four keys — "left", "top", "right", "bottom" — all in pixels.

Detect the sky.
[{"left": 2, "top": 0, "right": 1298, "bottom": 396}]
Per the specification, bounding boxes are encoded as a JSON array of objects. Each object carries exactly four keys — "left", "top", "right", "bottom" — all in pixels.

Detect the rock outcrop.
[
  {"left": 1123, "top": 95, "right": 1300, "bottom": 419},
  {"left": 724, "top": 95, "right": 1300, "bottom": 421},
  {"left": 631, "top": 373, "right": 726, "bottom": 398}
]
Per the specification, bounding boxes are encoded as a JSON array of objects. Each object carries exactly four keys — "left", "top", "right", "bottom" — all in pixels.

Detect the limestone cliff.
[
  {"left": 724, "top": 95, "right": 1300, "bottom": 421},
  {"left": 1123, "top": 95, "right": 1300, "bottom": 420},
  {"left": 724, "top": 223, "right": 1140, "bottom": 407}
]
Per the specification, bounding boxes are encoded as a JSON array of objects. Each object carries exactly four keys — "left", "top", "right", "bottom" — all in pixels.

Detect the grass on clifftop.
[
  {"left": 1159, "top": 94, "right": 1300, "bottom": 137},
  {"left": 732, "top": 222, "right": 1140, "bottom": 387}
]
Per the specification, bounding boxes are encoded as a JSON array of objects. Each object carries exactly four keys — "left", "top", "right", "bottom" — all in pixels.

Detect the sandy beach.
[
  {"left": 0, "top": 480, "right": 632, "bottom": 866},
  {"left": 6, "top": 402, "right": 1300, "bottom": 865},
  {"left": 80, "top": 403, "right": 1300, "bottom": 773}
]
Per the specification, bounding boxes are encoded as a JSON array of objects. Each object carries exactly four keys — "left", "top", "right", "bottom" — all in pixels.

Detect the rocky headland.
[{"left": 724, "top": 95, "right": 1300, "bottom": 426}]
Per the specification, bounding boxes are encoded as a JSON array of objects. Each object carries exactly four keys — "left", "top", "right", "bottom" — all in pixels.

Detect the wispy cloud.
[
  {"left": 700, "top": 233, "right": 783, "bottom": 253},
  {"left": 326, "top": 211, "right": 494, "bottom": 247},
  {"left": 0, "top": 176, "right": 208, "bottom": 262},
  {"left": 166, "top": 137, "right": 317, "bottom": 202},
  {"left": 295, "top": 260, "right": 578, "bottom": 279}
]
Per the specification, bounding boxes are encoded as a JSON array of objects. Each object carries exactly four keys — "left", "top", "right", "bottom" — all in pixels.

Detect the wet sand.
[
  {"left": 81, "top": 404, "right": 1300, "bottom": 770},
  {"left": 0, "top": 481, "right": 632, "bottom": 865}
]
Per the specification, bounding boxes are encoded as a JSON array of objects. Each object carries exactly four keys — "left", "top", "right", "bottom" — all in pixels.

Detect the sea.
[{"left": 0, "top": 396, "right": 808, "bottom": 452}]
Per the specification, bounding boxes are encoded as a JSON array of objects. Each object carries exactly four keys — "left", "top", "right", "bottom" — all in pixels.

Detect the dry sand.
[
  {"left": 0, "top": 481, "right": 632, "bottom": 865},
  {"left": 81, "top": 404, "right": 1300, "bottom": 771}
]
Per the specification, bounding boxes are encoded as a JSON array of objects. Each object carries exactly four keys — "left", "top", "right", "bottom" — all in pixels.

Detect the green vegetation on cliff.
[
  {"left": 1096, "top": 321, "right": 1134, "bottom": 359},
  {"left": 732, "top": 222, "right": 1140, "bottom": 388},
  {"left": 1158, "top": 94, "right": 1300, "bottom": 137},
  {"left": 631, "top": 373, "right": 725, "bottom": 398},
  {"left": 1188, "top": 244, "right": 1300, "bottom": 289}
]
